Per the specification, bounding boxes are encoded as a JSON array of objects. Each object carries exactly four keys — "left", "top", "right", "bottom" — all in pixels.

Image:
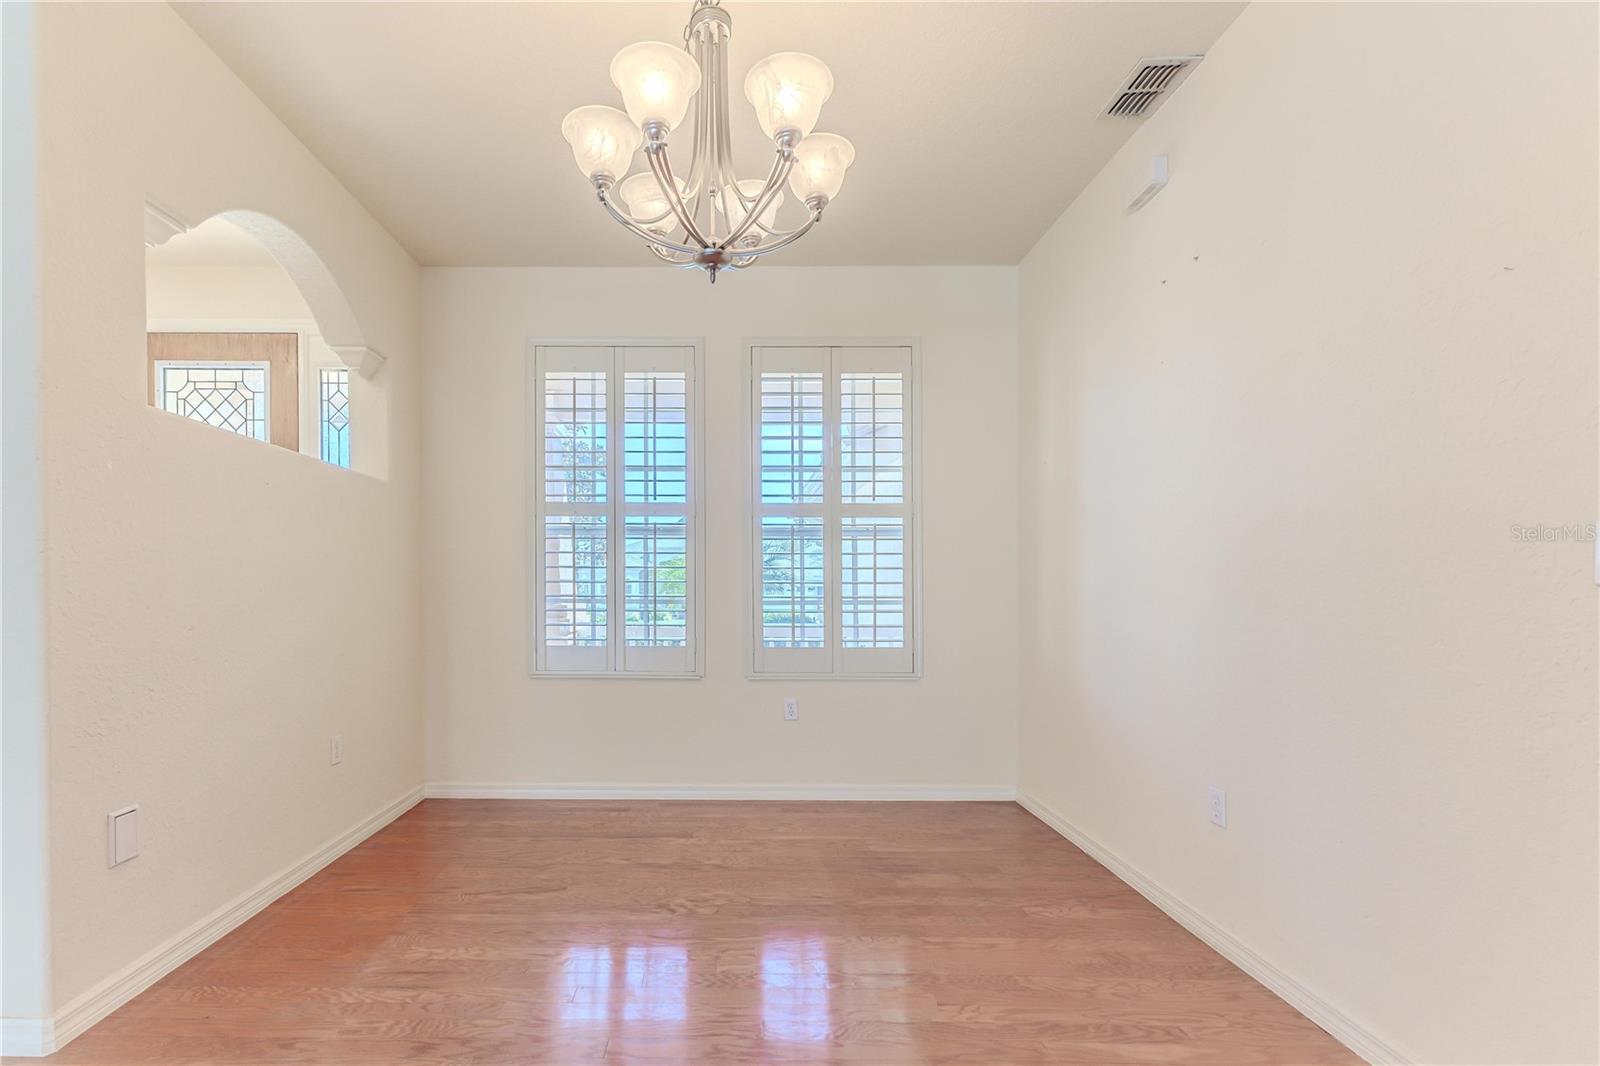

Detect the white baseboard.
[
  {"left": 1015, "top": 791, "right": 1410, "bottom": 1066},
  {"left": 31, "top": 785, "right": 424, "bottom": 1058},
  {"left": 424, "top": 782, "right": 1016, "bottom": 801},
  {"left": 0, "top": 1018, "right": 56, "bottom": 1058}
]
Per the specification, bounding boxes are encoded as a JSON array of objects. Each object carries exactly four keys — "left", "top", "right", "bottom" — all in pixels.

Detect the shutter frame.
[
  {"left": 528, "top": 339, "right": 705, "bottom": 678},
  {"left": 745, "top": 339, "right": 921, "bottom": 680}
]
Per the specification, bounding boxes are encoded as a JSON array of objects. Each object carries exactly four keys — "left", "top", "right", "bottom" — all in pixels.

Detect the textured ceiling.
[{"left": 175, "top": 2, "right": 1244, "bottom": 266}]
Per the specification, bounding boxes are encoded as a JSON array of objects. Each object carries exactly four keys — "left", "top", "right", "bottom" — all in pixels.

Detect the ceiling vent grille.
[{"left": 1104, "top": 56, "right": 1202, "bottom": 118}]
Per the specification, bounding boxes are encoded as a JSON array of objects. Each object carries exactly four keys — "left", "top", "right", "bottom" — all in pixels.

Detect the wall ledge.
[
  {"left": 35, "top": 786, "right": 423, "bottom": 1058},
  {"left": 425, "top": 782, "right": 1016, "bottom": 802},
  {"left": 332, "top": 344, "right": 386, "bottom": 379},
  {"left": 1015, "top": 791, "right": 1411, "bottom": 1066}
]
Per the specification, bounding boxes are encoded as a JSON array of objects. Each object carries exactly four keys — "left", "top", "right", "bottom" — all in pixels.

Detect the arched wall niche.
[
  {"left": 146, "top": 200, "right": 387, "bottom": 378},
  {"left": 144, "top": 199, "right": 390, "bottom": 476}
]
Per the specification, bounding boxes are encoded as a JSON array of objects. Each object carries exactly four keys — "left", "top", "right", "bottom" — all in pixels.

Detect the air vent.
[{"left": 1104, "top": 55, "right": 1202, "bottom": 118}]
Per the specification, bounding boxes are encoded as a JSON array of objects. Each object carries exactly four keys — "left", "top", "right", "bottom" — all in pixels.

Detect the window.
[
  {"left": 154, "top": 361, "right": 271, "bottom": 441},
  {"left": 147, "top": 332, "right": 298, "bottom": 449},
  {"left": 317, "top": 366, "right": 351, "bottom": 468},
  {"left": 530, "top": 342, "right": 702, "bottom": 676},
  {"left": 749, "top": 343, "right": 917, "bottom": 677},
  {"left": 148, "top": 325, "right": 355, "bottom": 470}
]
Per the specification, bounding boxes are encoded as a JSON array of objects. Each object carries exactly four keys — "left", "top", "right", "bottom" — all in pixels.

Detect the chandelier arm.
[
  {"left": 742, "top": 205, "right": 800, "bottom": 240},
  {"left": 648, "top": 147, "right": 711, "bottom": 248},
  {"left": 728, "top": 206, "right": 822, "bottom": 259},
  {"left": 720, "top": 152, "right": 793, "bottom": 248},
  {"left": 742, "top": 221, "right": 789, "bottom": 240},
  {"left": 680, "top": 28, "right": 712, "bottom": 203},
  {"left": 680, "top": 87, "right": 703, "bottom": 201},
  {"left": 727, "top": 160, "right": 792, "bottom": 239},
  {"left": 752, "top": 217, "right": 791, "bottom": 238},
  {"left": 720, "top": 56, "right": 758, "bottom": 224},
  {"left": 625, "top": 171, "right": 680, "bottom": 231},
  {"left": 596, "top": 184, "right": 704, "bottom": 257},
  {"left": 716, "top": 32, "right": 737, "bottom": 226},
  {"left": 713, "top": 36, "right": 739, "bottom": 204},
  {"left": 633, "top": 204, "right": 680, "bottom": 230},
  {"left": 711, "top": 24, "right": 737, "bottom": 239},
  {"left": 699, "top": 33, "right": 721, "bottom": 242},
  {"left": 648, "top": 244, "right": 699, "bottom": 266}
]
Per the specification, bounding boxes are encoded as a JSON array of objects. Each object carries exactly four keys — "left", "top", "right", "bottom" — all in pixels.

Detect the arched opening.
[{"left": 143, "top": 207, "right": 385, "bottom": 475}]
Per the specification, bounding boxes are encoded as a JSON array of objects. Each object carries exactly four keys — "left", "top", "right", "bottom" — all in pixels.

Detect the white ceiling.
[{"left": 174, "top": 2, "right": 1244, "bottom": 267}]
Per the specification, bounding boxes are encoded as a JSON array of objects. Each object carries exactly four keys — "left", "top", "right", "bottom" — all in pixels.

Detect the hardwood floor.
[{"left": 28, "top": 801, "right": 1359, "bottom": 1064}]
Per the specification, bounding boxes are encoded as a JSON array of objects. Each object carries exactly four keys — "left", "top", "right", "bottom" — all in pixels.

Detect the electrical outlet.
[
  {"left": 330, "top": 735, "right": 344, "bottom": 766},
  {"left": 1207, "top": 786, "right": 1227, "bottom": 828},
  {"left": 783, "top": 698, "right": 799, "bottom": 721}
]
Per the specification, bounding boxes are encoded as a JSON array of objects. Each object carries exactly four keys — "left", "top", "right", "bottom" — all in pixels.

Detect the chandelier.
[{"left": 559, "top": 0, "right": 855, "bottom": 283}]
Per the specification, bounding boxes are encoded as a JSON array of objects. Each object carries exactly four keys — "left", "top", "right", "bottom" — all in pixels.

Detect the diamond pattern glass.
[
  {"left": 319, "top": 367, "right": 350, "bottom": 468},
  {"left": 157, "top": 362, "right": 269, "bottom": 441}
]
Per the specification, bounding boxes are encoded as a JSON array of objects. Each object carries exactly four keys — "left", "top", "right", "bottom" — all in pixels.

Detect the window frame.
[
  {"left": 527, "top": 337, "right": 706, "bottom": 680},
  {"left": 743, "top": 337, "right": 923, "bottom": 681},
  {"left": 310, "top": 357, "right": 351, "bottom": 469},
  {"left": 152, "top": 357, "right": 275, "bottom": 442},
  {"left": 147, "top": 317, "right": 353, "bottom": 468}
]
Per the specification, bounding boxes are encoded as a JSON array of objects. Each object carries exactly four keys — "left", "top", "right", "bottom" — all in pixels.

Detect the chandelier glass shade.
[
  {"left": 559, "top": 105, "right": 641, "bottom": 181},
  {"left": 560, "top": 0, "right": 854, "bottom": 282}
]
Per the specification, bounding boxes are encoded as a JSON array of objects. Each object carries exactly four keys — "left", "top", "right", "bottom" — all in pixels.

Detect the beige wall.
[
  {"left": 21, "top": 3, "right": 1598, "bottom": 1061},
  {"left": 1016, "top": 4, "right": 1598, "bottom": 1063},
  {"left": 421, "top": 267, "right": 1017, "bottom": 793},
  {"left": 37, "top": 1, "right": 422, "bottom": 1013},
  {"left": 145, "top": 263, "right": 314, "bottom": 322}
]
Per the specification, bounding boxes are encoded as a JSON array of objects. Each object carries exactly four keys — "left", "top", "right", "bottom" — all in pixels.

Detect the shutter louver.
[
  {"left": 533, "top": 345, "right": 700, "bottom": 675},
  {"left": 760, "top": 372, "right": 825, "bottom": 504},
  {"left": 840, "top": 373, "right": 904, "bottom": 503},
  {"left": 750, "top": 344, "right": 916, "bottom": 676},
  {"left": 544, "top": 371, "right": 608, "bottom": 504},
  {"left": 842, "top": 516, "right": 905, "bottom": 648},
  {"left": 761, "top": 516, "right": 826, "bottom": 648},
  {"left": 543, "top": 514, "right": 608, "bottom": 647},
  {"left": 623, "top": 371, "right": 690, "bottom": 648}
]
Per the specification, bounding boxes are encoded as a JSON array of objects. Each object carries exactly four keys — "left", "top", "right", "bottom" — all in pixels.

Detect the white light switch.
[
  {"left": 108, "top": 805, "right": 140, "bottom": 867},
  {"left": 1128, "top": 154, "right": 1169, "bottom": 212}
]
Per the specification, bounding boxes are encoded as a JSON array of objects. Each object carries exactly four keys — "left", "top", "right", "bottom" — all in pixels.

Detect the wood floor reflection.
[{"left": 30, "top": 800, "right": 1359, "bottom": 1064}]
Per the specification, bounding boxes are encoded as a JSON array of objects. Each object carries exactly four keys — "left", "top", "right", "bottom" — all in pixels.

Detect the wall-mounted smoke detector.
[{"left": 1104, "top": 56, "right": 1203, "bottom": 118}]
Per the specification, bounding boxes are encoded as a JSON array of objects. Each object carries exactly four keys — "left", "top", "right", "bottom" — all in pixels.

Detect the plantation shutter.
[
  {"left": 531, "top": 343, "right": 699, "bottom": 676},
  {"left": 750, "top": 343, "right": 915, "bottom": 677},
  {"left": 620, "top": 346, "right": 695, "bottom": 675}
]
